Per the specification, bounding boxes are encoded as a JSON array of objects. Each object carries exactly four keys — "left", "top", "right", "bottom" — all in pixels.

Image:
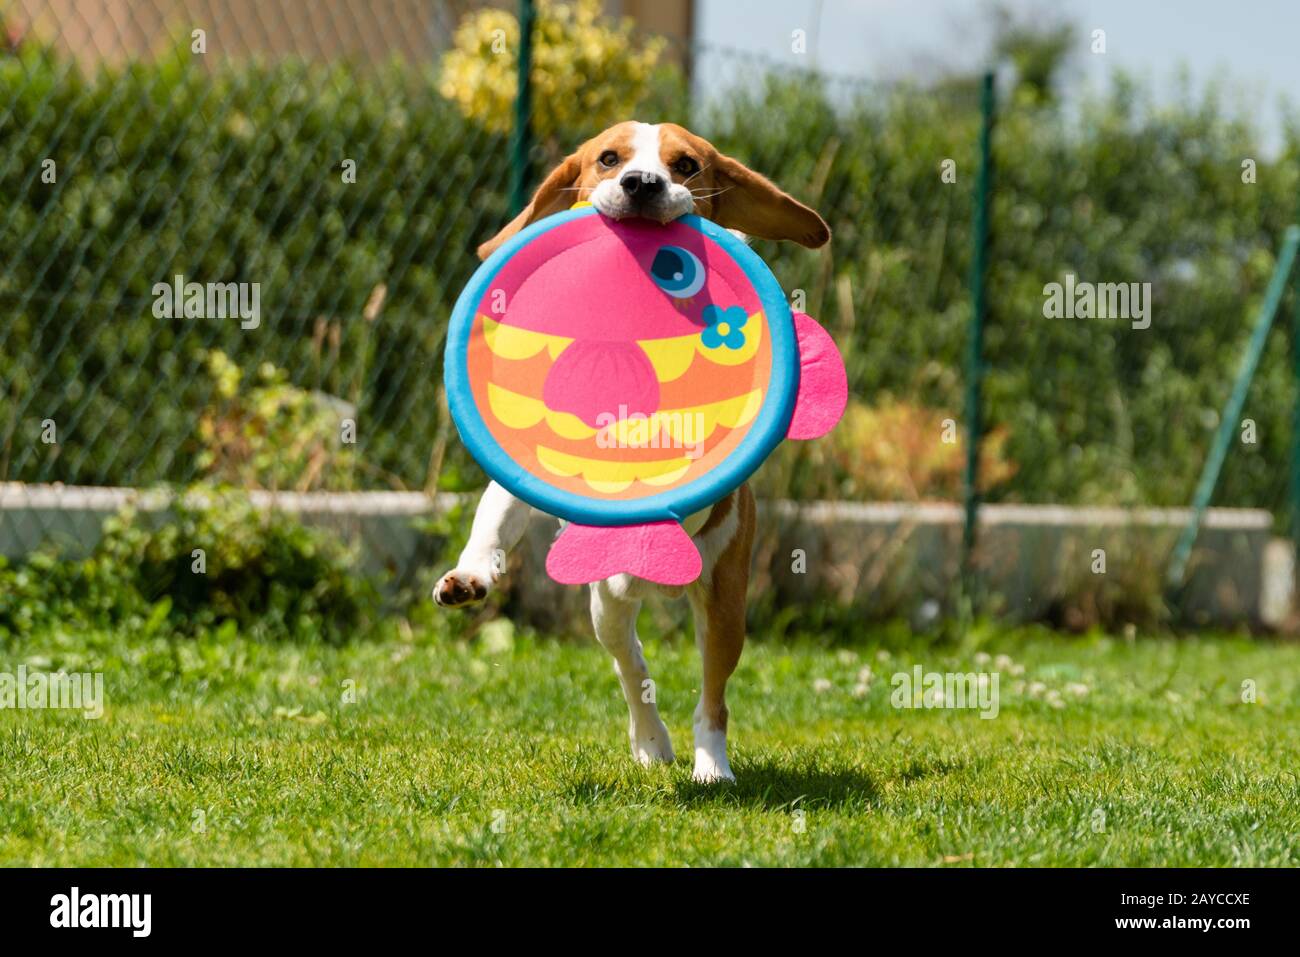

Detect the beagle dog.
[{"left": 435, "top": 121, "right": 829, "bottom": 783}]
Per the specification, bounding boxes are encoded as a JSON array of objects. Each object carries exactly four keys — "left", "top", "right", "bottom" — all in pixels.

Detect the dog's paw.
[
  {"left": 691, "top": 722, "right": 733, "bottom": 780},
  {"left": 433, "top": 570, "right": 489, "bottom": 608},
  {"left": 630, "top": 720, "right": 675, "bottom": 767},
  {"left": 691, "top": 728, "right": 734, "bottom": 783},
  {"left": 691, "top": 755, "right": 735, "bottom": 784}
]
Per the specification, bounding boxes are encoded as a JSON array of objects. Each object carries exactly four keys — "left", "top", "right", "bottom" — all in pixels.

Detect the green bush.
[
  {"left": 0, "top": 489, "right": 383, "bottom": 642},
  {"left": 0, "top": 41, "right": 503, "bottom": 493},
  {"left": 703, "top": 70, "right": 1297, "bottom": 514}
]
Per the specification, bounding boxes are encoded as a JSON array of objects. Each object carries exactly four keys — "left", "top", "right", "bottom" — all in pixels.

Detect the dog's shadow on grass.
[
  {"left": 668, "top": 759, "right": 880, "bottom": 812},
  {"left": 564, "top": 759, "right": 879, "bottom": 812},
  {"left": 564, "top": 752, "right": 969, "bottom": 812}
]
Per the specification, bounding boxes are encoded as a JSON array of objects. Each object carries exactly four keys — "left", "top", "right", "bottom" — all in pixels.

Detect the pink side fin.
[
  {"left": 546, "top": 521, "right": 702, "bottom": 586},
  {"left": 788, "top": 311, "right": 848, "bottom": 440}
]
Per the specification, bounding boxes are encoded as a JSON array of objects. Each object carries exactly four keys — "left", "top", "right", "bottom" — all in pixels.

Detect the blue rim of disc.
[{"left": 445, "top": 206, "right": 798, "bottom": 526}]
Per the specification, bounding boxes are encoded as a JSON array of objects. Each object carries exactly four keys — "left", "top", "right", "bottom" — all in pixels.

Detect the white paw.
[
  {"left": 692, "top": 723, "right": 734, "bottom": 782},
  {"left": 630, "top": 721, "right": 675, "bottom": 766},
  {"left": 433, "top": 569, "right": 489, "bottom": 608},
  {"left": 691, "top": 752, "right": 735, "bottom": 783}
]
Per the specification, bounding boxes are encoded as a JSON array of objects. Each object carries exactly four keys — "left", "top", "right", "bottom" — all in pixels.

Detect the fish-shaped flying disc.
[{"left": 445, "top": 204, "right": 847, "bottom": 586}]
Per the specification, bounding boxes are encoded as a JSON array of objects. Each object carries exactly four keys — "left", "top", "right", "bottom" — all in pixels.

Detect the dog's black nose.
[{"left": 620, "top": 171, "right": 666, "bottom": 201}]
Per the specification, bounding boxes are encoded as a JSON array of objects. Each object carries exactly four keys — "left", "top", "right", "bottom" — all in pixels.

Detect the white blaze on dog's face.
[{"left": 477, "top": 121, "right": 830, "bottom": 259}]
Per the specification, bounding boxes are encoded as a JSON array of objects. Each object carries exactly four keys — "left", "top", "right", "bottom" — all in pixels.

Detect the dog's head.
[{"left": 477, "top": 121, "right": 830, "bottom": 259}]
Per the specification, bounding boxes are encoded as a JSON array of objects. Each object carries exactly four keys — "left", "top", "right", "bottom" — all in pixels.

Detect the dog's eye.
[
  {"left": 598, "top": 150, "right": 620, "bottom": 168},
  {"left": 650, "top": 246, "right": 706, "bottom": 298},
  {"left": 673, "top": 156, "right": 699, "bottom": 177}
]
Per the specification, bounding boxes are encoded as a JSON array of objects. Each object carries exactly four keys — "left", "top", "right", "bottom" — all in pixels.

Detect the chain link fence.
[{"left": 0, "top": 1, "right": 977, "bottom": 519}]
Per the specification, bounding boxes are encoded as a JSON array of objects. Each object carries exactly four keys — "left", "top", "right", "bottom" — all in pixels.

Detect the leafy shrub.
[
  {"left": 196, "top": 349, "right": 361, "bottom": 491},
  {"left": 439, "top": 0, "right": 665, "bottom": 140},
  {"left": 0, "top": 489, "right": 382, "bottom": 642},
  {"left": 0, "top": 39, "right": 503, "bottom": 493},
  {"left": 828, "top": 399, "right": 1016, "bottom": 501}
]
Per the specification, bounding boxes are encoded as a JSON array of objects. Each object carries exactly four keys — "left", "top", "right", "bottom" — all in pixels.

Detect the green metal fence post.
[
  {"left": 1168, "top": 224, "right": 1300, "bottom": 588},
  {"left": 962, "top": 71, "right": 995, "bottom": 599},
  {"left": 509, "top": 0, "right": 536, "bottom": 216},
  {"left": 1293, "top": 208, "right": 1300, "bottom": 578}
]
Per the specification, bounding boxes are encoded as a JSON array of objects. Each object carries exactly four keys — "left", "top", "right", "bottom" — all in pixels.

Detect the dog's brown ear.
[
  {"left": 477, "top": 152, "right": 584, "bottom": 260},
  {"left": 710, "top": 152, "right": 830, "bottom": 249}
]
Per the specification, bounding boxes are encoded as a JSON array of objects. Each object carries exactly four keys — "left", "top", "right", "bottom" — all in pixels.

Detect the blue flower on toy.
[{"left": 700, "top": 305, "right": 749, "bottom": 351}]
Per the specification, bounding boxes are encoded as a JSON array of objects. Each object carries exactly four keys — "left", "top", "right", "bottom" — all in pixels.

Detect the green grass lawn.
[{"left": 2, "top": 617, "right": 1298, "bottom": 866}]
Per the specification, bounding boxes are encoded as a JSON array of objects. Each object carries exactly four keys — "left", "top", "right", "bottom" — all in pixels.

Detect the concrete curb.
[{"left": 0, "top": 483, "right": 1283, "bottom": 628}]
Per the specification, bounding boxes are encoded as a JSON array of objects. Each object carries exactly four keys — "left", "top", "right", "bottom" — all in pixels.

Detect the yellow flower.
[{"left": 439, "top": 0, "right": 666, "bottom": 139}]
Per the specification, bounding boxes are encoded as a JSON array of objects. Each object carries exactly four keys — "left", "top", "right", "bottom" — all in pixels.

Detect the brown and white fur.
[{"left": 435, "top": 121, "right": 829, "bottom": 783}]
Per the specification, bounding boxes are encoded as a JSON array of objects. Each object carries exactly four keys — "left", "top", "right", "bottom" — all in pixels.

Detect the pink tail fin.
[
  {"left": 546, "top": 521, "right": 702, "bottom": 586},
  {"left": 788, "top": 311, "right": 848, "bottom": 440}
]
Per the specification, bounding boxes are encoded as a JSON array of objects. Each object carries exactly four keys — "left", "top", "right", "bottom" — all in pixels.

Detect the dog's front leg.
[
  {"left": 683, "top": 486, "right": 754, "bottom": 783},
  {"left": 434, "top": 481, "right": 533, "bottom": 608},
  {"left": 590, "top": 577, "right": 675, "bottom": 766}
]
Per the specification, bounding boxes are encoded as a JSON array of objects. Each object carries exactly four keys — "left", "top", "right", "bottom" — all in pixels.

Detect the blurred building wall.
[
  {"left": 6, "top": 0, "right": 692, "bottom": 64},
  {"left": 608, "top": 0, "right": 691, "bottom": 44}
]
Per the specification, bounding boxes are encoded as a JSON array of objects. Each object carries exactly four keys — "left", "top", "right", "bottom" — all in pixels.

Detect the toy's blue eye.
[{"left": 650, "top": 246, "right": 706, "bottom": 298}]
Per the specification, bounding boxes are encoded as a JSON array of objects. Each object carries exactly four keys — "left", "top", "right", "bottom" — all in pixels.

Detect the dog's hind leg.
[
  {"left": 590, "top": 576, "right": 675, "bottom": 766},
  {"left": 434, "top": 481, "right": 533, "bottom": 608},
  {"left": 686, "top": 486, "right": 755, "bottom": 783}
]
